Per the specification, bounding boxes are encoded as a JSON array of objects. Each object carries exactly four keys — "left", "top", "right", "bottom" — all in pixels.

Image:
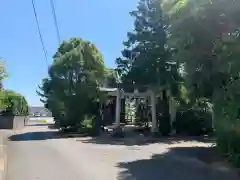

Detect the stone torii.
[{"left": 99, "top": 83, "right": 176, "bottom": 134}]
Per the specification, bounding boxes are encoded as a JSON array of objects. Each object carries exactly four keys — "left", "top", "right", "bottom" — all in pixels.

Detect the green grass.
[{"left": 40, "top": 120, "right": 48, "bottom": 123}]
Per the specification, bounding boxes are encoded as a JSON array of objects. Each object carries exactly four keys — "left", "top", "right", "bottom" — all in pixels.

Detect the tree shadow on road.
[
  {"left": 117, "top": 146, "right": 239, "bottom": 180},
  {"left": 77, "top": 134, "right": 215, "bottom": 146},
  {"left": 8, "top": 131, "right": 89, "bottom": 141},
  {"left": 9, "top": 131, "right": 58, "bottom": 141},
  {"left": 9, "top": 129, "right": 215, "bottom": 145}
]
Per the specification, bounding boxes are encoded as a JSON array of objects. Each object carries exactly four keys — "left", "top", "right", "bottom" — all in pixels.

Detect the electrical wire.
[
  {"left": 50, "top": 0, "right": 61, "bottom": 45},
  {"left": 31, "top": 0, "right": 49, "bottom": 65}
]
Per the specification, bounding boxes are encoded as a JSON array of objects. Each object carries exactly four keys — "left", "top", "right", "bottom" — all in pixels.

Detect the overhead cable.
[
  {"left": 50, "top": 0, "right": 61, "bottom": 45},
  {"left": 31, "top": 0, "right": 49, "bottom": 65}
]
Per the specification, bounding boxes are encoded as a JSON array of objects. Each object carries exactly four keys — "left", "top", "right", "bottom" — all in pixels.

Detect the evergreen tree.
[{"left": 116, "top": 0, "right": 179, "bottom": 89}]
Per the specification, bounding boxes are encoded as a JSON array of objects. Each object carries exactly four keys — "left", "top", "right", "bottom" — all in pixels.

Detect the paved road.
[
  {"left": 6, "top": 124, "right": 240, "bottom": 180},
  {"left": 7, "top": 126, "right": 94, "bottom": 180}
]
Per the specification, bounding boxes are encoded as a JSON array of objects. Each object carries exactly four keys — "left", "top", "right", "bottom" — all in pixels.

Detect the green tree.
[
  {"left": 0, "top": 60, "right": 8, "bottom": 90},
  {"left": 39, "top": 38, "right": 106, "bottom": 129},
  {"left": 116, "top": 0, "right": 184, "bottom": 135},
  {"left": 0, "top": 90, "right": 28, "bottom": 116},
  {"left": 164, "top": 0, "right": 240, "bottom": 99},
  {"left": 116, "top": 0, "right": 182, "bottom": 94},
  {"left": 164, "top": 0, "right": 240, "bottom": 166},
  {"left": 104, "top": 68, "right": 120, "bottom": 88}
]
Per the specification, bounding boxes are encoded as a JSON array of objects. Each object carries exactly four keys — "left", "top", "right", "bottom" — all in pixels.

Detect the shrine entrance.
[{"left": 99, "top": 84, "right": 176, "bottom": 134}]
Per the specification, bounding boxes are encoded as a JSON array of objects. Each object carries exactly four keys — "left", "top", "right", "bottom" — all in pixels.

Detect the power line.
[
  {"left": 31, "top": 0, "right": 49, "bottom": 65},
  {"left": 50, "top": 0, "right": 61, "bottom": 45}
]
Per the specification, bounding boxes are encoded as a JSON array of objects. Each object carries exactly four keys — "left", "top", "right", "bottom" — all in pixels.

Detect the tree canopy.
[
  {"left": 116, "top": 0, "right": 182, "bottom": 97},
  {"left": 163, "top": 0, "right": 240, "bottom": 166},
  {"left": 164, "top": 0, "right": 240, "bottom": 99},
  {"left": 39, "top": 38, "right": 106, "bottom": 127}
]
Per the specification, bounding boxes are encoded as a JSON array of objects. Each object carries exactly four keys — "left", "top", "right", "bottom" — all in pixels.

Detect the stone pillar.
[
  {"left": 115, "top": 88, "right": 121, "bottom": 128},
  {"left": 150, "top": 90, "right": 158, "bottom": 133}
]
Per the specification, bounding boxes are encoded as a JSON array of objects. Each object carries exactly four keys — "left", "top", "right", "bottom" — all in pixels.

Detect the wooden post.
[
  {"left": 115, "top": 88, "right": 121, "bottom": 128},
  {"left": 150, "top": 90, "right": 158, "bottom": 133}
]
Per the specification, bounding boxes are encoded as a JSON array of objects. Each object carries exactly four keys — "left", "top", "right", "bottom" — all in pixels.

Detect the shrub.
[
  {"left": 82, "top": 118, "right": 93, "bottom": 129},
  {"left": 215, "top": 122, "right": 240, "bottom": 168},
  {"left": 173, "top": 98, "right": 213, "bottom": 136},
  {"left": 0, "top": 90, "right": 28, "bottom": 116},
  {"left": 174, "top": 109, "right": 213, "bottom": 136}
]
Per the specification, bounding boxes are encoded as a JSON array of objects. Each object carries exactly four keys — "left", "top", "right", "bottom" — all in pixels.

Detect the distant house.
[{"left": 28, "top": 107, "right": 52, "bottom": 117}]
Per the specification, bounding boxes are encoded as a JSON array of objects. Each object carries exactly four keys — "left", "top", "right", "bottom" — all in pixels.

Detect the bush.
[
  {"left": 216, "top": 123, "right": 240, "bottom": 168},
  {"left": 59, "top": 116, "right": 102, "bottom": 136},
  {"left": 0, "top": 90, "right": 28, "bottom": 116},
  {"left": 82, "top": 118, "right": 93, "bottom": 129},
  {"left": 174, "top": 109, "right": 213, "bottom": 136}
]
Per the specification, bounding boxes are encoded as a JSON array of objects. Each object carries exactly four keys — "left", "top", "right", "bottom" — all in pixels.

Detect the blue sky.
[{"left": 0, "top": 1, "right": 137, "bottom": 106}]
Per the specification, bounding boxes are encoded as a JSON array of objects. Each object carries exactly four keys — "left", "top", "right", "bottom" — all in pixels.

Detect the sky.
[{"left": 0, "top": 0, "right": 138, "bottom": 106}]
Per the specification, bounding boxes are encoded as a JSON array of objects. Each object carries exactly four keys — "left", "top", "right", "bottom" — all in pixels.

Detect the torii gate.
[{"left": 99, "top": 84, "right": 176, "bottom": 134}]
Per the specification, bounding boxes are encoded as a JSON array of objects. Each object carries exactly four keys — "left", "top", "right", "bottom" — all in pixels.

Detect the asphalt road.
[
  {"left": 6, "top": 122, "right": 240, "bottom": 180},
  {"left": 6, "top": 126, "right": 94, "bottom": 180}
]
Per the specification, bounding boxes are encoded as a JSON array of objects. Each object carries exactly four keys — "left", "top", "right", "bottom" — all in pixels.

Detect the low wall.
[{"left": 0, "top": 116, "right": 27, "bottom": 130}]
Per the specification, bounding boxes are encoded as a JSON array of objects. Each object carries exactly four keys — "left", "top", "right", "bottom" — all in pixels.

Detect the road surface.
[{"left": 6, "top": 122, "right": 240, "bottom": 180}]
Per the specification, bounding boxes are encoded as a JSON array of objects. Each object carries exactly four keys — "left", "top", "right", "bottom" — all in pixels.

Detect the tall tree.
[
  {"left": 116, "top": 0, "right": 184, "bottom": 135},
  {"left": 164, "top": 0, "right": 240, "bottom": 99},
  {"left": 38, "top": 38, "right": 106, "bottom": 128},
  {"left": 164, "top": 0, "right": 240, "bottom": 164},
  {"left": 116, "top": 0, "right": 181, "bottom": 92}
]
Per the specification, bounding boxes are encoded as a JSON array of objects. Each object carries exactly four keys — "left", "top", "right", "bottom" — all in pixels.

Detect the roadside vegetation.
[
  {"left": 0, "top": 60, "right": 28, "bottom": 116},
  {"left": 38, "top": 0, "right": 240, "bottom": 168}
]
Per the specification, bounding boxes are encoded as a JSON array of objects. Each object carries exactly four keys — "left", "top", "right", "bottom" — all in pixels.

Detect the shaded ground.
[
  {"left": 9, "top": 130, "right": 90, "bottom": 141},
  {"left": 9, "top": 131, "right": 58, "bottom": 141},
  {"left": 166, "top": 146, "right": 224, "bottom": 164},
  {"left": 10, "top": 124, "right": 214, "bottom": 146},
  {"left": 117, "top": 148, "right": 237, "bottom": 180},
  {"left": 76, "top": 132, "right": 215, "bottom": 146},
  {"left": 7, "top": 125, "right": 240, "bottom": 180}
]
